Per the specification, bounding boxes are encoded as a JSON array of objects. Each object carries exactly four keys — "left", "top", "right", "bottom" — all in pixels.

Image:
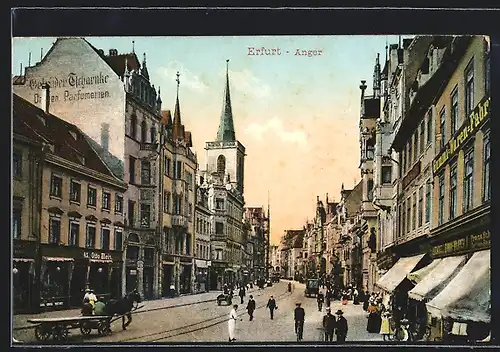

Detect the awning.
[
  {"left": 90, "top": 258, "right": 113, "bottom": 263},
  {"left": 407, "top": 259, "right": 442, "bottom": 284},
  {"left": 408, "top": 255, "right": 467, "bottom": 301},
  {"left": 426, "top": 249, "right": 490, "bottom": 323},
  {"left": 43, "top": 257, "right": 74, "bottom": 262},
  {"left": 375, "top": 253, "right": 426, "bottom": 292},
  {"left": 13, "top": 258, "right": 35, "bottom": 263}
]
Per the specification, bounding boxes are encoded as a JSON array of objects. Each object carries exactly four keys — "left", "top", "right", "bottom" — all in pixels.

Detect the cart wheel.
[
  {"left": 52, "top": 326, "right": 69, "bottom": 341},
  {"left": 80, "top": 323, "right": 92, "bottom": 336},
  {"left": 34, "top": 325, "right": 52, "bottom": 341},
  {"left": 97, "top": 321, "right": 111, "bottom": 336}
]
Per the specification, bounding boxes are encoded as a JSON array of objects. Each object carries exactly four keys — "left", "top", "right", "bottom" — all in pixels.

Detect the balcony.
[{"left": 172, "top": 215, "right": 188, "bottom": 228}]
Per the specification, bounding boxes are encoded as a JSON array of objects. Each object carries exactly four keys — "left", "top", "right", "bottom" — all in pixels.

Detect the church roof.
[{"left": 216, "top": 60, "right": 236, "bottom": 142}]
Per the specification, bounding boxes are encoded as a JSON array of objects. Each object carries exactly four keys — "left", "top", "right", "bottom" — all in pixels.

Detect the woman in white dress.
[{"left": 228, "top": 304, "right": 240, "bottom": 342}]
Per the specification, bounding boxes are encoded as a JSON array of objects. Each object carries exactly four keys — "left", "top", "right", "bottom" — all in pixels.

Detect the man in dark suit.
[
  {"left": 322, "top": 307, "right": 336, "bottom": 341},
  {"left": 335, "top": 310, "right": 348, "bottom": 342},
  {"left": 246, "top": 295, "right": 256, "bottom": 321},
  {"left": 266, "top": 295, "right": 277, "bottom": 319}
]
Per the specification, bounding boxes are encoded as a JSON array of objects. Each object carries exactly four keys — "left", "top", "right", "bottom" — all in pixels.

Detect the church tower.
[{"left": 205, "top": 60, "right": 246, "bottom": 195}]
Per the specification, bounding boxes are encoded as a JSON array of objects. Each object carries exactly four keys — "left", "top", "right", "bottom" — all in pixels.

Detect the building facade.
[
  {"left": 194, "top": 181, "right": 212, "bottom": 293},
  {"left": 244, "top": 206, "right": 267, "bottom": 281},
  {"left": 203, "top": 62, "right": 246, "bottom": 290},
  {"left": 13, "top": 94, "right": 127, "bottom": 312}
]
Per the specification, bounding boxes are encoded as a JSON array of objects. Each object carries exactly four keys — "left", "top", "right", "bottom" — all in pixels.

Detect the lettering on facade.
[
  {"left": 402, "top": 160, "right": 421, "bottom": 189},
  {"left": 29, "top": 72, "right": 112, "bottom": 104},
  {"left": 433, "top": 96, "right": 490, "bottom": 174},
  {"left": 431, "top": 230, "right": 490, "bottom": 257},
  {"left": 83, "top": 251, "right": 113, "bottom": 262}
]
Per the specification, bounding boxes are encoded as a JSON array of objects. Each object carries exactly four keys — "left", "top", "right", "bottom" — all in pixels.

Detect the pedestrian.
[
  {"left": 335, "top": 310, "right": 348, "bottom": 342},
  {"left": 93, "top": 296, "right": 106, "bottom": 316},
  {"left": 228, "top": 304, "right": 241, "bottom": 342},
  {"left": 353, "top": 287, "right": 360, "bottom": 305},
  {"left": 322, "top": 307, "right": 336, "bottom": 342},
  {"left": 246, "top": 295, "right": 256, "bottom": 321},
  {"left": 81, "top": 298, "right": 93, "bottom": 316},
  {"left": 83, "top": 288, "right": 91, "bottom": 304},
  {"left": 88, "top": 289, "right": 97, "bottom": 307},
  {"left": 294, "top": 302, "right": 305, "bottom": 341},
  {"left": 266, "top": 295, "right": 277, "bottom": 320},
  {"left": 239, "top": 286, "right": 245, "bottom": 304},
  {"left": 380, "top": 311, "right": 392, "bottom": 341}
]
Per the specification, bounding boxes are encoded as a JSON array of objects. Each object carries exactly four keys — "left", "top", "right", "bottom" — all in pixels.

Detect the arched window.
[
  {"left": 141, "top": 120, "right": 147, "bottom": 143},
  {"left": 150, "top": 125, "right": 157, "bottom": 143},
  {"left": 217, "top": 155, "right": 226, "bottom": 174},
  {"left": 128, "top": 233, "right": 140, "bottom": 243},
  {"left": 130, "top": 114, "right": 137, "bottom": 139}
]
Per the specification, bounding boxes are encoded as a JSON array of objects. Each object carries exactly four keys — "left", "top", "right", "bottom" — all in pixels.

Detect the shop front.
[
  {"left": 83, "top": 249, "right": 123, "bottom": 302},
  {"left": 179, "top": 257, "right": 192, "bottom": 294},
  {"left": 210, "top": 263, "right": 225, "bottom": 291},
  {"left": 195, "top": 259, "right": 210, "bottom": 293},
  {"left": 13, "top": 240, "right": 36, "bottom": 313},
  {"left": 162, "top": 255, "right": 175, "bottom": 297}
]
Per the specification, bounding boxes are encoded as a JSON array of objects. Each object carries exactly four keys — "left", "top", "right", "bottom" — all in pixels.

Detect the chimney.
[
  {"left": 101, "top": 123, "right": 110, "bottom": 152},
  {"left": 41, "top": 83, "right": 50, "bottom": 113}
]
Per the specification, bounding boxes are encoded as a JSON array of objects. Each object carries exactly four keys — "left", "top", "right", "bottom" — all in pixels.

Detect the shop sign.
[
  {"left": 433, "top": 96, "right": 490, "bottom": 175},
  {"left": 402, "top": 161, "right": 421, "bottom": 189},
  {"left": 83, "top": 251, "right": 113, "bottom": 262},
  {"left": 431, "top": 230, "right": 490, "bottom": 258},
  {"left": 13, "top": 240, "right": 36, "bottom": 258},
  {"left": 129, "top": 269, "right": 137, "bottom": 275}
]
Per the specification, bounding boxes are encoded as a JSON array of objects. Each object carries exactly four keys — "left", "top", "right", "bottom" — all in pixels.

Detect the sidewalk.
[{"left": 13, "top": 286, "right": 262, "bottom": 331}]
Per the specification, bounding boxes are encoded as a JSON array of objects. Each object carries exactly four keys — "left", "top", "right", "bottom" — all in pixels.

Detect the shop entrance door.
[
  {"left": 163, "top": 265, "right": 173, "bottom": 297},
  {"left": 70, "top": 263, "right": 87, "bottom": 307},
  {"left": 110, "top": 266, "right": 122, "bottom": 300},
  {"left": 143, "top": 267, "right": 154, "bottom": 300}
]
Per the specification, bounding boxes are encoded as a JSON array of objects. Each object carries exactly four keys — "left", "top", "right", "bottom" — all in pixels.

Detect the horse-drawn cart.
[{"left": 28, "top": 316, "right": 113, "bottom": 341}]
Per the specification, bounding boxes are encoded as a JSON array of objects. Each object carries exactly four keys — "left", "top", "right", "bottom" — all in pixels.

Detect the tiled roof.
[
  {"left": 104, "top": 53, "right": 141, "bottom": 77},
  {"left": 13, "top": 94, "right": 118, "bottom": 180},
  {"left": 345, "top": 180, "right": 363, "bottom": 217},
  {"left": 161, "top": 110, "right": 173, "bottom": 126}
]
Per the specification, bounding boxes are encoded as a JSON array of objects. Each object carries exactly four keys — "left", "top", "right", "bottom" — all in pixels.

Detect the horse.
[{"left": 104, "top": 289, "right": 142, "bottom": 331}]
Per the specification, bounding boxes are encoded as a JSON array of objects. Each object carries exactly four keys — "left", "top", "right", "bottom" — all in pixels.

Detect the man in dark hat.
[
  {"left": 294, "top": 302, "right": 305, "bottom": 340},
  {"left": 246, "top": 295, "right": 256, "bottom": 321},
  {"left": 335, "top": 309, "right": 348, "bottom": 342},
  {"left": 266, "top": 295, "right": 277, "bottom": 320},
  {"left": 322, "top": 307, "right": 336, "bottom": 342}
]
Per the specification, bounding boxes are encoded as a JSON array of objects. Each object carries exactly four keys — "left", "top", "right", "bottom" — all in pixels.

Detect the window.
[
  {"left": 129, "top": 156, "right": 136, "bottom": 183},
  {"left": 164, "top": 156, "right": 171, "bottom": 176},
  {"left": 412, "top": 193, "right": 417, "bottom": 230},
  {"left": 69, "top": 222, "right": 79, "bottom": 246},
  {"left": 381, "top": 166, "right": 392, "bottom": 184},
  {"left": 463, "top": 148, "right": 474, "bottom": 212},
  {"left": 449, "top": 164, "right": 458, "bottom": 220},
  {"left": 401, "top": 202, "right": 406, "bottom": 235},
  {"left": 406, "top": 199, "right": 411, "bottom": 233},
  {"left": 70, "top": 181, "right": 81, "bottom": 203},
  {"left": 50, "top": 174, "right": 62, "bottom": 198},
  {"left": 418, "top": 187, "right": 423, "bottom": 227},
  {"left": 86, "top": 225, "right": 96, "bottom": 248},
  {"left": 128, "top": 200, "right": 135, "bottom": 226},
  {"left": 398, "top": 204, "right": 403, "bottom": 238},
  {"left": 174, "top": 161, "right": 182, "bottom": 179},
  {"left": 140, "top": 203, "right": 151, "bottom": 227},
  {"left": 13, "top": 151, "right": 22, "bottom": 177},
  {"left": 130, "top": 114, "right": 137, "bottom": 139},
  {"left": 419, "top": 121, "right": 425, "bottom": 153},
  {"left": 425, "top": 181, "right": 431, "bottom": 223},
  {"left": 451, "top": 88, "right": 459, "bottom": 135},
  {"left": 367, "top": 179, "right": 374, "bottom": 201},
  {"left": 87, "top": 186, "right": 97, "bottom": 206},
  {"left": 141, "top": 161, "right": 151, "bottom": 185},
  {"left": 49, "top": 218, "right": 61, "bottom": 244},
  {"left": 115, "top": 194, "right": 123, "bottom": 213},
  {"left": 366, "top": 143, "right": 375, "bottom": 160},
  {"left": 115, "top": 230, "right": 123, "bottom": 250},
  {"left": 141, "top": 120, "right": 147, "bottom": 143},
  {"left": 101, "top": 228, "right": 110, "bottom": 250},
  {"left": 216, "top": 198, "right": 225, "bottom": 210},
  {"left": 485, "top": 55, "right": 490, "bottom": 95},
  {"left": 465, "top": 60, "right": 474, "bottom": 118},
  {"left": 13, "top": 209, "right": 21, "bottom": 239},
  {"left": 217, "top": 155, "right": 226, "bottom": 174},
  {"left": 402, "top": 147, "right": 406, "bottom": 174},
  {"left": 102, "top": 191, "right": 111, "bottom": 210},
  {"left": 438, "top": 174, "right": 445, "bottom": 225},
  {"left": 215, "top": 222, "right": 224, "bottom": 235},
  {"left": 439, "top": 107, "right": 446, "bottom": 150},
  {"left": 483, "top": 131, "right": 491, "bottom": 201},
  {"left": 427, "top": 109, "right": 433, "bottom": 145},
  {"left": 150, "top": 126, "right": 157, "bottom": 143},
  {"left": 414, "top": 132, "right": 418, "bottom": 160},
  {"left": 408, "top": 139, "right": 413, "bottom": 166}
]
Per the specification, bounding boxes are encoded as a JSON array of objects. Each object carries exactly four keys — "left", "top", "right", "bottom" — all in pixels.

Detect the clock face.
[{"left": 225, "top": 183, "right": 232, "bottom": 191}]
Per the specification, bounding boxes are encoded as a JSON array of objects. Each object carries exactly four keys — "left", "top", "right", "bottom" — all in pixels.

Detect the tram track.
[{"left": 120, "top": 290, "right": 292, "bottom": 343}]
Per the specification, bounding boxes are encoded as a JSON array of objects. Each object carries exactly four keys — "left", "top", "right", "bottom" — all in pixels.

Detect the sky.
[{"left": 12, "top": 35, "right": 412, "bottom": 245}]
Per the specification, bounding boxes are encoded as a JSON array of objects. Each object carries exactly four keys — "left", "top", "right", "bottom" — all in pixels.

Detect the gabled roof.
[
  {"left": 13, "top": 94, "right": 120, "bottom": 181},
  {"left": 104, "top": 53, "right": 141, "bottom": 77}
]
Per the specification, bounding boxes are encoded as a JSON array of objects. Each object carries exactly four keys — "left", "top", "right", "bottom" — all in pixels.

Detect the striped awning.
[
  {"left": 43, "top": 256, "right": 74, "bottom": 262},
  {"left": 13, "top": 258, "right": 35, "bottom": 262}
]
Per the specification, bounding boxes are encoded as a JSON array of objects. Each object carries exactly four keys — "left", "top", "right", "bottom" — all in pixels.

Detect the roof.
[
  {"left": 12, "top": 75, "right": 26, "bottom": 85},
  {"left": 216, "top": 62, "right": 236, "bottom": 142},
  {"left": 345, "top": 180, "right": 363, "bottom": 217},
  {"left": 13, "top": 94, "right": 120, "bottom": 181},
  {"left": 104, "top": 53, "right": 141, "bottom": 77},
  {"left": 161, "top": 110, "right": 173, "bottom": 126}
]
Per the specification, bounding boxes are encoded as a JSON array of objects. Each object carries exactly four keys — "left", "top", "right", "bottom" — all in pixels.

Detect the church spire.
[
  {"left": 373, "top": 53, "right": 381, "bottom": 98},
  {"left": 216, "top": 59, "right": 236, "bottom": 142},
  {"left": 172, "top": 71, "right": 185, "bottom": 141}
]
